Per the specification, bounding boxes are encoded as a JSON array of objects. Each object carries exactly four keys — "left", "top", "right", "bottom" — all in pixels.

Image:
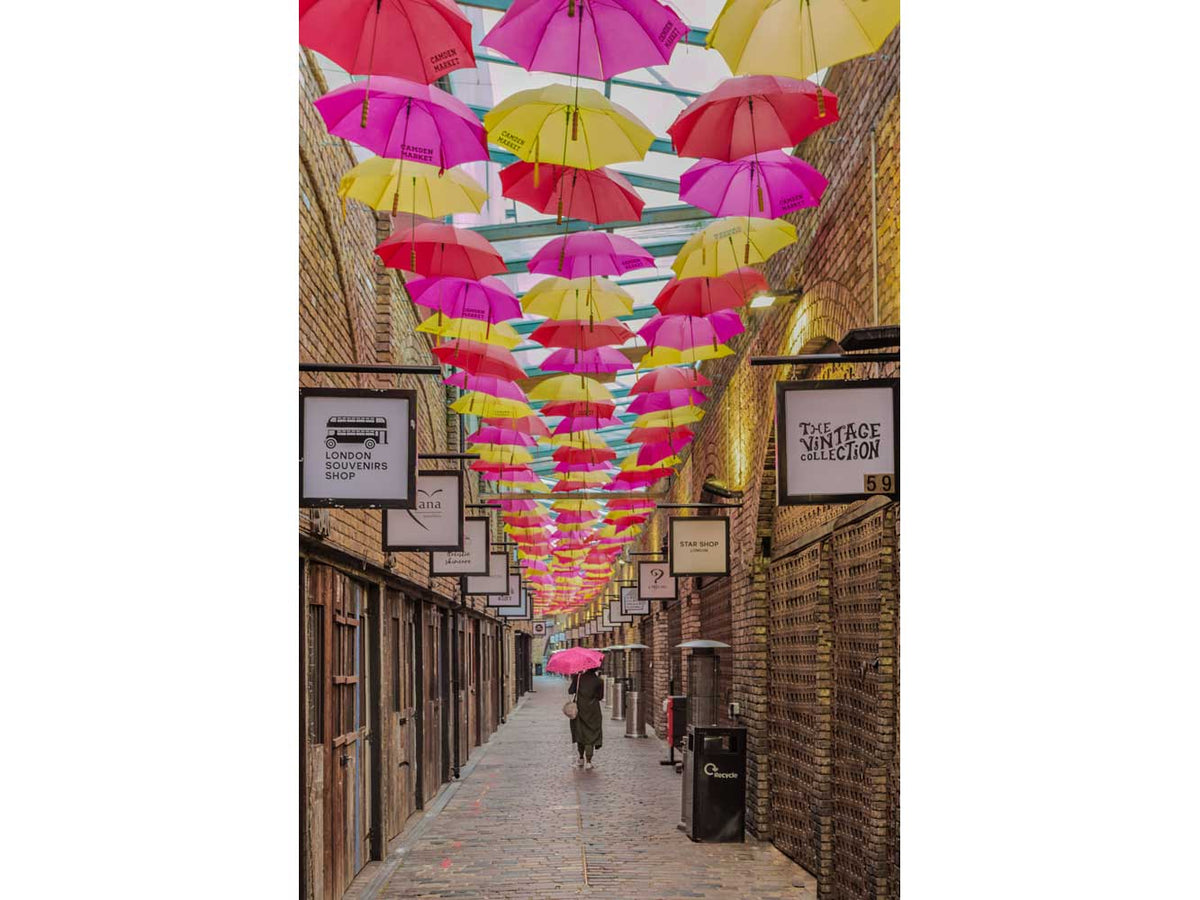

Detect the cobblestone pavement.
[{"left": 366, "top": 675, "right": 816, "bottom": 899}]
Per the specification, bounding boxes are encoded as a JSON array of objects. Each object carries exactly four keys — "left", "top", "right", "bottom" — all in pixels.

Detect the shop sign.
[
  {"left": 532, "top": 621, "right": 547, "bottom": 636},
  {"left": 431, "top": 517, "right": 491, "bottom": 575},
  {"left": 638, "top": 561, "right": 677, "bottom": 601},
  {"left": 620, "top": 585, "right": 649, "bottom": 616},
  {"left": 465, "top": 552, "right": 509, "bottom": 596},
  {"left": 669, "top": 516, "right": 731, "bottom": 576},
  {"left": 498, "top": 581, "right": 531, "bottom": 619},
  {"left": 609, "top": 598, "right": 632, "bottom": 624},
  {"left": 489, "top": 573, "right": 524, "bottom": 609},
  {"left": 775, "top": 379, "right": 899, "bottom": 504},
  {"left": 382, "top": 471, "right": 463, "bottom": 551},
  {"left": 300, "top": 388, "right": 417, "bottom": 508}
]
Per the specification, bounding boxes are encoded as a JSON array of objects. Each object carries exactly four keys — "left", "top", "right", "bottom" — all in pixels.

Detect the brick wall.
[{"left": 622, "top": 28, "right": 900, "bottom": 850}]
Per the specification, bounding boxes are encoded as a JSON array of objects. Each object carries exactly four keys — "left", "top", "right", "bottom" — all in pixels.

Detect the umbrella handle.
[
  {"left": 557, "top": 194, "right": 564, "bottom": 225},
  {"left": 816, "top": 86, "right": 826, "bottom": 118},
  {"left": 360, "top": 89, "right": 370, "bottom": 128},
  {"left": 571, "top": 108, "right": 579, "bottom": 142}
]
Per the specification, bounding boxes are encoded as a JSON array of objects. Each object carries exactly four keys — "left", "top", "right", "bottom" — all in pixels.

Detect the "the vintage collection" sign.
[
  {"left": 637, "top": 561, "right": 677, "bottom": 601},
  {"left": 775, "top": 379, "right": 899, "bottom": 505},
  {"left": 431, "top": 517, "right": 491, "bottom": 576},
  {"left": 382, "top": 471, "right": 464, "bottom": 551},
  {"left": 300, "top": 388, "right": 418, "bottom": 508},
  {"left": 669, "top": 516, "right": 731, "bottom": 576}
]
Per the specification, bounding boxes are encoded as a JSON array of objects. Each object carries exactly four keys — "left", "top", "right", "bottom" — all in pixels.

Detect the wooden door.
[
  {"left": 471, "top": 618, "right": 482, "bottom": 747},
  {"left": 439, "top": 611, "right": 452, "bottom": 784},
  {"left": 304, "top": 564, "right": 373, "bottom": 900},
  {"left": 421, "top": 604, "right": 443, "bottom": 804},
  {"left": 384, "top": 590, "right": 417, "bottom": 842},
  {"left": 456, "top": 614, "right": 469, "bottom": 768}
]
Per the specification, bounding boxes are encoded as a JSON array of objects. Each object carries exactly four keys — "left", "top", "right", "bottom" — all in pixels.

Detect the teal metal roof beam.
[
  {"left": 474, "top": 206, "right": 709, "bottom": 243},
  {"left": 486, "top": 148, "right": 680, "bottom": 194},
  {"left": 457, "top": 0, "right": 710, "bottom": 45},
  {"left": 473, "top": 51, "right": 701, "bottom": 100},
  {"left": 503, "top": 239, "right": 686, "bottom": 273}
]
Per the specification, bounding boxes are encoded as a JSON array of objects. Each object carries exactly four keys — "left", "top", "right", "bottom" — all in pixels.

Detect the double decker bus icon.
[{"left": 325, "top": 416, "right": 388, "bottom": 450}]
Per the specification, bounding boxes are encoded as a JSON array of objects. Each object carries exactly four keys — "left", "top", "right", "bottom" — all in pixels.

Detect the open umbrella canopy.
[
  {"left": 450, "top": 392, "right": 535, "bottom": 419},
  {"left": 376, "top": 222, "right": 505, "bottom": 277},
  {"left": 315, "top": 77, "right": 487, "bottom": 166},
  {"left": 528, "top": 231, "right": 656, "bottom": 278},
  {"left": 681, "top": 150, "right": 829, "bottom": 218},
  {"left": 552, "top": 415, "right": 623, "bottom": 434},
  {"left": 484, "top": 84, "right": 655, "bottom": 169},
  {"left": 638, "top": 309, "right": 746, "bottom": 349},
  {"left": 626, "top": 388, "right": 708, "bottom": 414},
  {"left": 529, "top": 318, "right": 635, "bottom": 349},
  {"left": 553, "top": 444, "right": 617, "bottom": 463},
  {"left": 626, "top": 423, "right": 693, "bottom": 444},
  {"left": 540, "top": 400, "right": 616, "bottom": 418},
  {"left": 528, "top": 374, "right": 614, "bottom": 403},
  {"left": 417, "top": 316, "right": 524, "bottom": 348},
  {"left": 706, "top": 0, "right": 900, "bottom": 80},
  {"left": 541, "top": 346, "right": 632, "bottom": 374},
  {"left": 471, "top": 446, "right": 536, "bottom": 465},
  {"left": 431, "top": 339, "right": 526, "bottom": 380},
  {"left": 469, "top": 425, "right": 538, "bottom": 447},
  {"left": 500, "top": 162, "right": 644, "bottom": 225},
  {"left": 481, "top": 0, "right": 686, "bottom": 81},
  {"left": 668, "top": 75, "right": 839, "bottom": 159},
  {"left": 630, "top": 367, "right": 712, "bottom": 393},
  {"left": 639, "top": 344, "right": 734, "bottom": 367},
  {"left": 300, "top": 0, "right": 475, "bottom": 82},
  {"left": 337, "top": 157, "right": 486, "bottom": 219},
  {"left": 671, "top": 217, "right": 797, "bottom": 278},
  {"left": 631, "top": 405, "right": 706, "bottom": 428},
  {"left": 490, "top": 415, "right": 552, "bottom": 439},
  {"left": 637, "top": 436, "right": 695, "bottom": 465},
  {"left": 407, "top": 275, "right": 522, "bottom": 322},
  {"left": 654, "top": 269, "right": 769, "bottom": 316},
  {"left": 445, "top": 372, "right": 529, "bottom": 403},
  {"left": 521, "top": 276, "right": 635, "bottom": 321}
]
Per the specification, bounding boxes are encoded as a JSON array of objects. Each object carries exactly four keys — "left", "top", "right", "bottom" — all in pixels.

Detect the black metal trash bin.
[
  {"left": 680, "top": 725, "right": 746, "bottom": 842},
  {"left": 534, "top": 663, "right": 543, "bottom": 676}
]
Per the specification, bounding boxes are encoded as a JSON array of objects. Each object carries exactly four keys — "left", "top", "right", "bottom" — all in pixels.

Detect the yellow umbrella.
[
  {"left": 672, "top": 217, "right": 797, "bottom": 278},
  {"left": 706, "top": 0, "right": 900, "bottom": 81},
  {"left": 521, "top": 277, "right": 635, "bottom": 322},
  {"left": 638, "top": 344, "right": 734, "bottom": 367},
  {"left": 555, "top": 470, "right": 609, "bottom": 485},
  {"left": 338, "top": 157, "right": 488, "bottom": 217},
  {"left": 528, "top": 374, "right": 614, "bottom": 403},
  {"left": 548, "top": 430, "right": 612, "bottom": 449},
  {"left": 451, "top": 393, "right": 535, "bottom": 419},
  {"left": 496, "top": 479, "right": 550, "bottom": 492},
  {"left": 620, "top": 453, "right": 682, "bottom": 471},
  {"left": 484, "top": 84, "right": 655, "bottom": 170},
  {"left": 469, "top": 444, "right": 536, "bottom": 464},
  {"left": 556, "top": 519, "right": 599, "bottom": 531},
  {"left": 552, "top": 499, "right": 603, "bottom": 511},
  {"left": 631, "top": 406, "right": 706, "bottom": 429},
  {"left": 417, "top": 317, "right": 523, "bottom": 348}
]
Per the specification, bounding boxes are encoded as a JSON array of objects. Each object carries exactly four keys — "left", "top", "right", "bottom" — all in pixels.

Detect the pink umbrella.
[
  {"left": 529, "top": 232, "right": 656, "bottom": 278},
  {"left": 496, "top": 499, "right": 543, "bottom": 511},
  {"left": 627, "top": 388, "right": 707, "bottom": 414},
  {"left": 300, "top": 0, "right": 475, "bottom": 84},
  {"left": 638, "top": 309, "right": 745, "bottom": 349},
  {"left": 541, "top": 346, "right": 631, "bottom": 374},
  {"left": 630, "top": 368, "right": 711, "bottom": 393},
  {"left": 555, "top": 506, "right": 604, "bottom": 519},
  {"left": 668, "top": 75, "right": 840, "bottom": 161},
  {"left": 552, "top": 415, "right": 623, "bottom": 434},
  {"left": 314, "top": 77, "right": 487, "bottom": 167},
  {"left": 680, "top": 151, "right": 828, "bottom": 218},
  {"left": 481, "top": 0, "right": 686, "bottom": 81},
  {"left": 500, "top": 163, "right": 644, "bottom": 225},
  {"left": 540, "top": 400, "right": 617, "bottom": 418},
  {"left": 553, "top": 462, "right": 611, "bottom": 474},
  {"left": 490, "top": 415, "right": 552, "bottom": 439},
  {"left": 637, "top": 438, "right": 692, "bottom": 465},
  {"left": 407, "top": 276, "right": 522, "bottom": 323},
  {"left": 445, "top": 372, "right": 529, "bottom": 402},
  {"left": 654, "top": 269, "right": 769, "bottom": 317},
  {"left": 467, "top": 425, "right": 538, "bottom": 447}
]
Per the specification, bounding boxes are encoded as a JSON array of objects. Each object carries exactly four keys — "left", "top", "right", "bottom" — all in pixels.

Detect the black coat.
[{"left": 569, "top": 670, "right": 604, "bottom": 748}]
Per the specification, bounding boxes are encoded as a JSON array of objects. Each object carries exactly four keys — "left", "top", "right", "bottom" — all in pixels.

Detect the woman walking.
[{"left": 568, "top": 665, "right": 604, "bottom": 770}]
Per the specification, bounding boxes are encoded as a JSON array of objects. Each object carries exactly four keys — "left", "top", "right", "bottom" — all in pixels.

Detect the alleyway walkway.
[{"left": 353, "top": 675, "right": 815, "bottom": 899}]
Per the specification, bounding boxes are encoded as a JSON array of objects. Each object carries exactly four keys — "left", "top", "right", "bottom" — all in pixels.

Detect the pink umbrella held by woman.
[{"left": 546, "top": 646, "right": 604, "bottom": 675}]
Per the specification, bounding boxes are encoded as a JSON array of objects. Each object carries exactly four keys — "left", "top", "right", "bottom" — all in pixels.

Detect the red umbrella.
[
  {"left": 539, "top": 400, "right": 617, "bottom": 419},
  {"left": 636, "top": 437, "right": 694, "bottom": 465},
  {"left": 654, "top": 269, "right": 769, "bottom": 317},
  {"left": 626, "top": 424, "right": 693, "bottom": 444},
  {"left": 431, "top": 340, "right": 526, "bottom": 380},
  {"left": 500, "top": 162, "right": 645, "bottom": 225},
  {"left": 375, "top": 222, "right": 505, "bottom": 278},
  {"left": 300, "top": 0, "right": 475, "bottom": 84},
  {"left": 630, "top": 368, "right": 711, "bottom": 393},
  {"left": 668, "top": 75, "right": 839, "bottom": 160},
  {"left": 489, "top": 415, "right": 552, "bottom": 439},
  {"left": 530, "top": 318, "right": 635, "bottom": 349},
  {"left": 553, "top": 446, "right": 617, "bottom": 463}
]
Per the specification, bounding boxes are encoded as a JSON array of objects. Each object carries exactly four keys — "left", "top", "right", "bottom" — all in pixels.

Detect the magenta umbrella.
[
  {"left": 407, "top": 276, "right": 522, "bottom": 323},
  {"left": 680, "top": 150, "right": 828, "bottom": 218},
  {"left": 314, "top": 77, "right": 487, "bottom": 167},
  {"left": 445, "top": 372, "right": 529, "bottom": 403},
  {"left": 529, "top": 232, "right": 656, "bottom": 278},
  {"left": 552, "top": 415, "right": 623, "bottom": 434},
  {"left": 541, "top": 346, "right": 631, "bottom": 374},
  {"left": 638, "top": 309, "right": 745, "bottom": 349},
  {"left": 481, "top": 0, "right": 686, "bottom": 81},
  {"left": 549, "top": 648, "right": 604, "bottom": 676},
  {"left": 626, "top": 388, "right": 707, "bottom": 414},
  {"left": 467, "top": 425, "right": 538, "bottom": 447},
  {"left": 637, "top": 436, "right": 694, "bottom": 465}
]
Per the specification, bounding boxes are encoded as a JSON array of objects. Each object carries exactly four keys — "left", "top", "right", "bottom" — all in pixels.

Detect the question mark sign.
[{"left": 651, "top": 567, "right": 664, "bottom": 585}]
